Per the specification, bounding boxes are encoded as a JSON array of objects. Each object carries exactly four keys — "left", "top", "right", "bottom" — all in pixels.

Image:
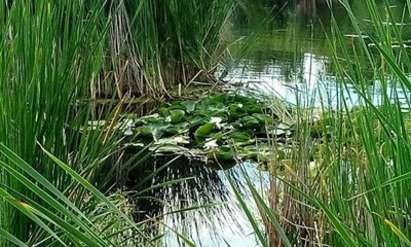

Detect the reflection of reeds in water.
[{"left": 125, "top": 152, "right": 262, "bottom": 246}]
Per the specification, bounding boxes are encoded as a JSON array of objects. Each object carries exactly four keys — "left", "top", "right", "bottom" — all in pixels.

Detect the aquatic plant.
[
  {"left": 127, "top": 94, "right": 289, "bottom": 170},
  {"left": 0, "top": 1, "right": 106, "bottom": 243},
  {"left": 0, "top": 1, "right": 162, "bottom": 245},
  {"left": 0, "top": 143, "right": 151, "bottom": 246}
]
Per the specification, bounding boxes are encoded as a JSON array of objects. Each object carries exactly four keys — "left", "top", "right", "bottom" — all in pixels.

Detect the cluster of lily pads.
[{"left": 128, "top": 94, "right": 292, "bottom": 169}]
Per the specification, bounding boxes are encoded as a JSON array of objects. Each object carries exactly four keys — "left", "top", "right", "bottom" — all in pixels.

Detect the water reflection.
[
  {"left": 225, "top": 52, "right": 411, "bottom": 110},
  {"left": 224, "top": 53, "right": 329, "bottom": 106},
  {"left": 225, "top": 0, "right": 411, "bottom": 110},
  {"left": 143, "top": 156, "right": 268, "bottom": 247}
]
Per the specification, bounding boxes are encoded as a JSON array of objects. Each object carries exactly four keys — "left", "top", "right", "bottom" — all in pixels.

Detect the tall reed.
[
  {"left": 235, "top": 0, "right": 411, "bottom": 246},
  {"left": 0, "top": 1, "right": 125, "bottom": 244},
  {"left": 98, "top": 0, "right": 236, "bottom": 98}
]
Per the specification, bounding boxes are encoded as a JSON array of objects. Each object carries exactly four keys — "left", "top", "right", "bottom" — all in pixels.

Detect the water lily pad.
[
  {"left": 167, "top": 102, "right": 186, "bottom": 111},
  {"left": 240, "top": 116, "right": 260, "bottom": 129},
  {"left": 136, "top": 127, "right": 153, "bottom": 138},
  {"left": 194, "top": 123, "right": 216, "bottom": 142},
  {"left": 228, "top": 103, "right": 247, "bottom": 121},
  {"left": 230, "top": 131, "right": 252, "bottom": 142},
  {"left": 154, "top": 136, "right": 190, "bottom": 146},
  {"left": 152, "top": 144, "right": 190, "bottom": 154},
  {"left": 163, "top": 122, "right": 190, "bottom": 136},
  {"left": 188, "top": 115, "right": 208, "bottom": 126},
  {"left": 168, "top": 109, "right": 186, "bottom": 124},
  {"left": 158, "top": 107, "right": 169, "bottom": 117},
  {"left": 252, "top": 113, "right": 273, "bottom": 125},
  {"left": 243, "top": 103, "right": 262, "bottom": 114},
  {"left": 163, "top": 126, "right": 180, "bottom": 136},
  {"left": 181, "top": 100, "right": 197, "bottom": 113},
  {"left": 134, "top": 113, "right": 163, "bottom": 126},
  {"left": 240, "top": 144, "right": 274, "bottom": 163},
  {"left": 214, "top": 146, "right": 235, "bottom": 161},
  {"left": 128, "top": 92, "right": 286, "bottom": 171},
  {"left": 209, "top": 131, "right": 225, "bottom": 144},
  {"left": 206, "top": 146, "right": 236, "bottom": 170}
]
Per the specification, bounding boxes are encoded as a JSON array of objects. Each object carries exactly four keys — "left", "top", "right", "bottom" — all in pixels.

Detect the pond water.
[
  {"left": 160, "top": 161, "right": 268, "bottom": 247},
  {"left": 157, "top": 1, "right": 411, "bottom": 246},
  {"left": 223, "top": 0, "right": 411, "bottom": 109}
]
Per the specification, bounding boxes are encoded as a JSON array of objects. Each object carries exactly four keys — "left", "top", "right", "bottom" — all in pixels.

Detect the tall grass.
[
  {"left": 97, "top": 0, "right": 236, "bottom": 98},
  {"left": 317, "top": 0, "right": 411, "bottom": 245},
  {"left": 0, "top": 143, "right": 145, "bottom": 246},
  {"left": 0, "top": 1, "right": 233, "bottom": 245},
  {"left": 0, "top": 1, "right": 129, "bottom": 245},
  {"left": 234, "top": 0, "right": 411, "bottom": 246}
]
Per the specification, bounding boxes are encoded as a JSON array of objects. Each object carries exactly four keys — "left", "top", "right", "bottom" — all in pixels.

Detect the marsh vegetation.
[{"left": 1, "top": 0, "right": 411, "bottom": 246}]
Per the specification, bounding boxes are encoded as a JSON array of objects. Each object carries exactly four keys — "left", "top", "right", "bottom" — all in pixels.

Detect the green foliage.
[
  {"left": 129, "top": 94, "right": 285, "bottom": 168},
  {"left": 104, "top": 0, "right": 236, "bottom": 97},
  {"left": 239, "top": 116, "right": 260, "bottom": 130},
  {"left": 0, "top": 0, "right": 235, "bottom": 245},
  {"left": 0, "top": 1, "right": 115, "bottom": 244},
  {"left": 169, "top": 110, "right": 186, "bottom": 124},
  {"left": 235, "top": 1, "right": 411, "bottom": 246},
  {"left": 195, "top": 123, "right": 217, "bottom": 142}
]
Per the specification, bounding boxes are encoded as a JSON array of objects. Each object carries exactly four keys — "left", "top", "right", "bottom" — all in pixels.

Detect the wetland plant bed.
[{"left": 124, "top": 93, "right": 290, "bottom": 170}]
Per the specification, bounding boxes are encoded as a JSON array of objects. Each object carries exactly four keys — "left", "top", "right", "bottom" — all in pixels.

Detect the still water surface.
[{"left": 224, "top": 0, "right": 411, "bottom": 109}]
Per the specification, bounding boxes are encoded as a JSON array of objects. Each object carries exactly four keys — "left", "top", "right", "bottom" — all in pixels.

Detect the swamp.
[{"left": 1, "top": 0, "right": 411, "bottom": 246}]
